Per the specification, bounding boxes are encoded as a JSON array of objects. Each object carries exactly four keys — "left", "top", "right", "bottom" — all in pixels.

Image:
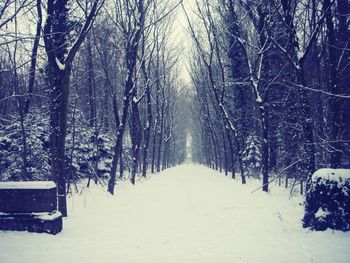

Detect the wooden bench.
[{"left": 0, "top": 181, "right": 62, "bottom": 235}]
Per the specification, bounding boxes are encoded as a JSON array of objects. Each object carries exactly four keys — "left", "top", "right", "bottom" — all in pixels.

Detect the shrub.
[
  {"left": 303, "top": 168, "right": 350, "bottom": 231},
  {"left": 0, "top": 113, "right": 50, "bottom": 181},
  {"left": 242, "top": 134, "right": 261, "bottom": 178},
  {"left": 0, "top": 111, "right": 116, "bottom": 182}
]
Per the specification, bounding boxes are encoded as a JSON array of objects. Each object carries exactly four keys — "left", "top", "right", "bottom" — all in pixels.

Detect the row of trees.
[
  {"left": 186, "top": 0, "right": 350, "bottom": 193},
  {"left": 0, "top": 0, "right": 188, "bottom": 216},
  {"left": 1, "top": 0, "right": 349, "bottom": 216}
]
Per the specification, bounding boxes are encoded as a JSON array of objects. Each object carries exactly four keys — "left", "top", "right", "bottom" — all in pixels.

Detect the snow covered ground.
[{"left": 0, "top": 164, "right": 349, "bottom": 263}]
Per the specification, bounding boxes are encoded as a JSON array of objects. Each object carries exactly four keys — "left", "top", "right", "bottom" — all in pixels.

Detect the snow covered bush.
[
  {"left": 0, "top": 110, "right": 115, "bottom": 182},
  {"left": 242, "top": 135, "right": 261, "bottom": 178},
  {"left": 303, "top": 169, "right": 350, "bottom": 231},
  {"left": 65, "top": 127, "right": 115, "bottom": 180},
  {"left": 96, "top": 133, "right": 115, "bottom": 177},
  {"left": 0, "top": 112, "right": 50, "bottom": 181}
]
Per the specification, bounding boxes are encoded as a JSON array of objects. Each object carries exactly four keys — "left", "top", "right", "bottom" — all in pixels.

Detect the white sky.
[
  {"left": 170, "top": 0, "right": 196, "bottom": 86},
  {"left": 0, "top": 0, "right": 196, "bottom": 86}
]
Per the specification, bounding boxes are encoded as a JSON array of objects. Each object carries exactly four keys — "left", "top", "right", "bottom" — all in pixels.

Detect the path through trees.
[
  {"left": 0, "top": 0, "right": 349, "bottom": 216},
  {"left": 0, "top": 165, "right": 349, "bottom": 263}
]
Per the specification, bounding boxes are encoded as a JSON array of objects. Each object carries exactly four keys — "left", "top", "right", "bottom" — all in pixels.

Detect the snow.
[
  {"left": 0, "top": 211, "right": 62, "bottom": 221},
  {"left": 256, "top": 95, "right": 262, "bottom": 103},
  {"left": 0, "top": 181, "right": 56, "bottom": 190},
  {"left": 1, "top": 164, "right": 349, "bottom": 263},
  {"left": 55, "top": 57, "right": 65, "bottom": 71},
  {"left": 312, "top": 168, "right": 350, "bottom": 182},
  {"left": 315, "top": 208, "right": 329, "bottom": 219},
  {"left": 34, "top": 211, "right": 62, "bottom": 221}
]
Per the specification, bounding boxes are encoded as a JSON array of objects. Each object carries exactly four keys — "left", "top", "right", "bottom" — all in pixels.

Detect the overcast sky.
[{"left": 171, "top": 0, "right": 196, "bottom": 86}]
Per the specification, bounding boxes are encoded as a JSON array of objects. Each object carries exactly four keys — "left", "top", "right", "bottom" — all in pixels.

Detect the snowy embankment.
[{"left": 0, "top": 164, "right": 349, "bottom": 263}]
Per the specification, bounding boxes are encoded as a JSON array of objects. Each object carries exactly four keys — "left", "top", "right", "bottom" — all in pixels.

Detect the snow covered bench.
[
  {"left": 303, "top": 169, "right": 350, "bottom": 231},
  {"left": 0, "top": 181, "right": 62, "bottom": 234}
]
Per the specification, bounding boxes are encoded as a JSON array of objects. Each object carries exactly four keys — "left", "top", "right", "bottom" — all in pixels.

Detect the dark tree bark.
[
  {"left": 86, "top": 34, "right": 97, "bottom": 128},
  {"left": 142, "top": 80, "right": 152, "bottom": 177},
  {"left": 130, "top": 90, "right": 142, "bottom": 184},
  {"left": 279, "top": 0, "right": 316, "bottom": 188},
  {"left": 326, "top": 0, "right": 349, "bottom": 168},
  {"left": 11, "top": 9, "right": 29, "bottom": 180},
  {"left": 156, "top": 97, "right": 164, "bottom": 173},
  {"left": 43, "top": 0, "right": 103, "bottom": 215},
  {"left": 23, "top": 0, "right": 42, "bottom": 115},
  {"left": 108, "top": 0, "right": 145, "bottom": 194},
  {"left": 140, "top": 33, "right": 154, "bottom": 178}
]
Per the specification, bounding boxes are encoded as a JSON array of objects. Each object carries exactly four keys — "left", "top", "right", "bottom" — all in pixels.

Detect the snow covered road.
[{"left": 0, "top": 164, "right": 349, "bottom": 263}]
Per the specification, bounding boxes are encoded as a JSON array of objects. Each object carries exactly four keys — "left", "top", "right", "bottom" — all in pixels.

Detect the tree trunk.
[
  {"left": 108, "top": 29, "right": 141, "bottom": 193},
  {"left": 43, "top": 0, "right": 103, "bottom": 216},
  {"left": 130, "top": 96, "right": 142, "bottom": 184},
  {"left": 142, "top": 88, "right": 152, "bottom": 177},
  {"left": 151, "top": 127, "right": 157, "bottom": 173},
  {"left": 297, "top": 70, "right": 316, "bottom": 188},
  {"left": 325, "top": 0, "right": 341, "bottom": 168},
  {"left": 108, "top": 90, "right": 131, "bottom": 194},
  {"left": 281, "top": 0, "right": 316, "bottom": 188},
  {"left": 156, "top": 101, "right": 164, "bottom": 172},
  {"left": 24, "top": 0, "right": 42, "bottom": 115},
  {"left": 141, "top": 56, "right": 153, "bottom": 177},
  {"left": 86, "top": 35, "right": 97, "bottom": 128},
  {"left": 222, "top": 131, "right": 228, "bottom": 176},
  {"left": 261, "top": 118, "right": 269, "bottom": 192},
  {"left": 48, "top": 67, "right": 71, "bottom": 217}
]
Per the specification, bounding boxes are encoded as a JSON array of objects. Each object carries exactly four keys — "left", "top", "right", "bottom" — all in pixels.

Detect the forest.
[{"left": 0, "top": 0, "right": 349, "bottom": 219}]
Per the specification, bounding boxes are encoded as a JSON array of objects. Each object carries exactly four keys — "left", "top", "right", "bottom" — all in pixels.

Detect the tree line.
[
  {"left": 186, "top": 0, "right": 350, "bottom": 193},
  {"left": 1, "top": 0, "right": 349, "bottom": 216},
  {"left": 0, "top": 0, "right": 189, "bottom": 216}
]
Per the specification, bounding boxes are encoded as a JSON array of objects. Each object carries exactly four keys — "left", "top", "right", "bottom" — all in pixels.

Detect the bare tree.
[
  {"left": 43, "top": 0, "right": 104, "bottom": 216},
  {"left": 108, "top": 0, "right": 147, "bottom": 194}
]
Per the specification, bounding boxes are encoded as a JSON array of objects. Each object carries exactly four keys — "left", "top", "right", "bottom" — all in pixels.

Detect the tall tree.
[
  {"left": 108, "top": 0, "right": 147, "bottom": 194},
  {"left": 43, "top": 0, "right": 104, "bottom": 216}
]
